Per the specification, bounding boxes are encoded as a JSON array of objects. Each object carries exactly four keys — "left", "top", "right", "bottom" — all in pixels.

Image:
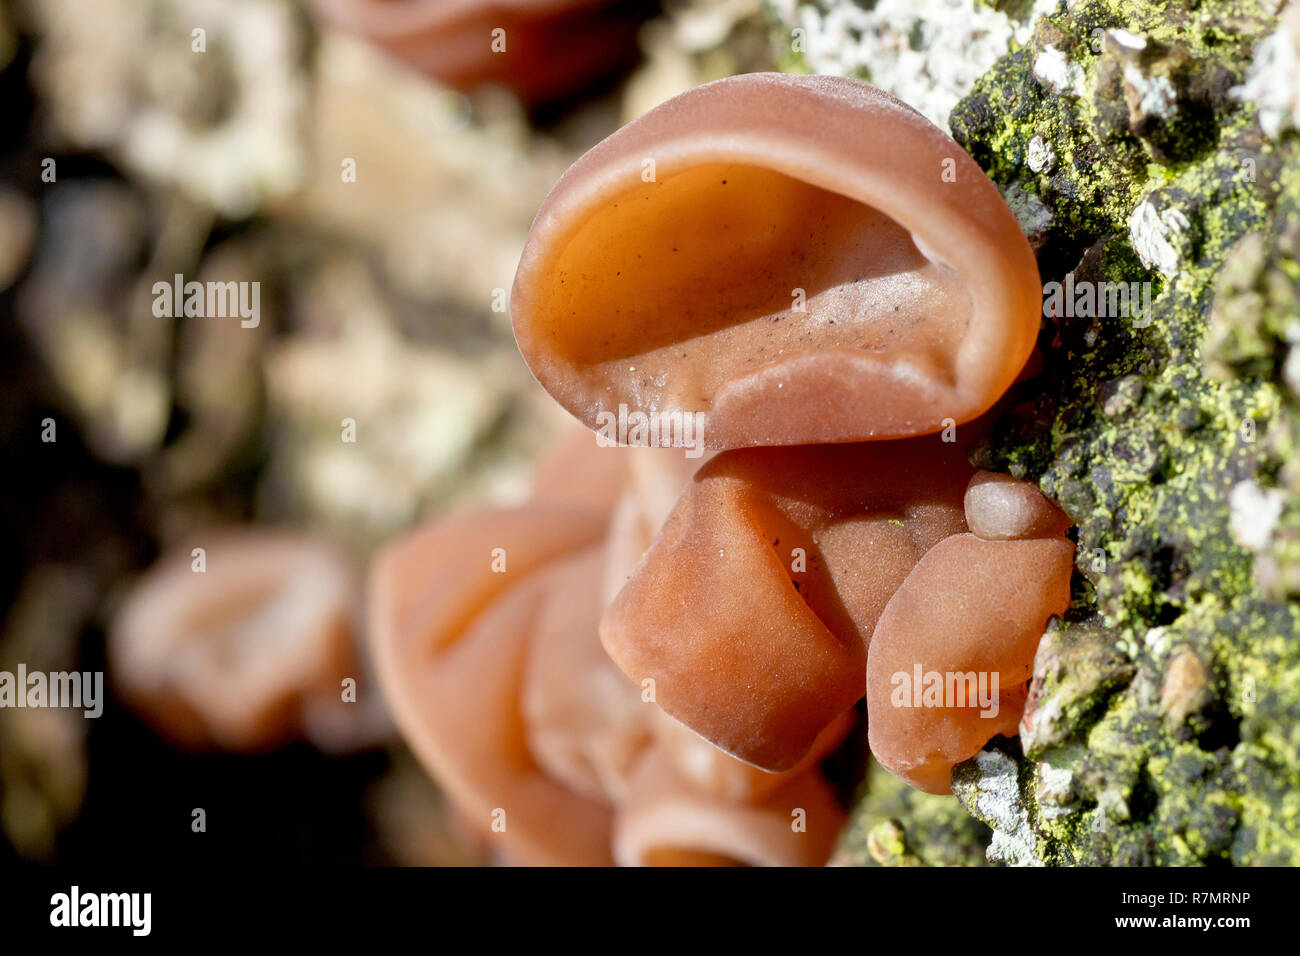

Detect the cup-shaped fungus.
[
  {"left": 306, "top": 0, "right": 647, "bottom": 106},
  {"left": 649, "top": 707, "right": 855, "bottom": 804},
  {"left": 370, "top": 427, "right": 855, "bottom": 865},
  {"left": 369, "top": 503, "right": 848, "bottom": 865},
  {"left": 520, "top": 545, "right": 654, "bottom": 804},
  {"left": 368, "top": 505, "right": 616, "bottom": 865},
  {"left": 865, "top": 476, "right": 1075, "bottom": 794},
  {"left": 512, "top": 72, "right": 1042, "bottom": 449},
  {"left": 612, "top": 748, "right": 845, "bottom": 867},
  {"left": 110, "top": 530, "right": 367, "bottom": 752},
  {"left": 600, "top": 438, "right": 974, "bottom": 772},
  {"left": 527, "top": 539, "right": 850, "bottom": 863}
]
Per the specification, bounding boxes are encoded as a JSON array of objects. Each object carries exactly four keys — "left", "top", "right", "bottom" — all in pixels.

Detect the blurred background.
[{"left": 0, "top": 0, "right": 801, "bottom": 866}]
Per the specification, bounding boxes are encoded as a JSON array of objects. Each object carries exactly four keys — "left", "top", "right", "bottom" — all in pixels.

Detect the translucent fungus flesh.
[
  {"left": 368, "top": 506, "right": 614, "bottom": 865},
  {"left": 307, "top": 0, "right": 644, "bottom": 104},
  {"left": 600, "top": 438, "right": 974, "bottom": 771},
  {"left": 512, "top": 72, "right": 1042, "bottom": 448},
  {"left": 611, "top": 748, "right": 845, "bottom": 867},
  {"left": 865, "top": 533, "right": 1075, "bottom": 794},
  {"left": 110, "top": 530, "right": 360, "bottom": 752},
  {"left": 521, "top": 546, "right": 653, "bottom": 804},
  {"left": 964, "top": 469, "right": 1074, "bottom": 540}
]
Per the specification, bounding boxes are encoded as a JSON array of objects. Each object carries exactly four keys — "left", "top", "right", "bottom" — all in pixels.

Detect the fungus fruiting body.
[
  {"left": 962, "top": 469, "right": 1074, "bottom": 541},
  {"left": 865, "top": 474, "right": 1076, "bottom": 793},
  {"left": 599, "top": 438, "right": 975, "bottom": 771},
  {"left": 601, "top": 450, "right": 1076, "bottom": 795},
  {"left": 368, "top": 505, "right": 613, "bottom": 865},
  {"left": 306, "top": 0, "right": 647, "bottom": 105},
  {"left": 368, "top": 433, "right": 847, "bottom": 865},
  {"left": 110, "top": 530, "right": 373, "bottom": 752},
  {"left": 521, "top": 545, "right": 653, "bottom": 804},
  {"left": 612, "top": 748, "right": 845, "bottom": 867},
  {"left": 511, "top": 72, "right": 1042, "bottom": 448},
  {"left": 865, "top": 533, "right": 1075, "bottom": 794},
  {"left": 366, "top": 73, "right": 1078, "bottom": 864}
]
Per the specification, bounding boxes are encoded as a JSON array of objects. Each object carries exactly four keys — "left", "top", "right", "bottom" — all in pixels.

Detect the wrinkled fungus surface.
[
  {"left": 600, "top": 438, "right": 974, "bottom": 770},
  {"left": 369, "top": 433, "right": 848, "bottom": 865},
  {"left": 602, "top": 439, "right": 1076, "bottom": 795}
]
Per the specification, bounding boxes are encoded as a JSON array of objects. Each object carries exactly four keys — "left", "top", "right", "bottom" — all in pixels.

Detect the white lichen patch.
[
  {"left": 27, "top": 0, "right": 308, "bottom": 218},
  {"left": 1283, "top": 343, "right": 1300, "bottom": 395},
  {"left": 1231, "top": 4, "right": 1300, "bottom": 139},
  {"left": 1143, "top": 625, "right": 1171, "bottom": 657},
  {"left": 960, "top": 749, "right": 1044, "bottom": 866},
  {"left": 1033, "top": 44, "right": 1086, "bottom": 97},
  {"left": 1128, "top": 198, "right": 1191, "bottom": 278},
  {"left": 1123, "top": 63, "right": 1178, "bottom": 121},
  {"left": 1002, "top": 182, "right": 1054, "bottom": 248},
  {"left": 1019, "top": 690, "right": 1061, "bottom": 754},
  {"left": 1098, "top": 786, "right": 1131, "bottom": 822},
  {"left": 1229, "top": 480, "right": 1286, "bottom": 552},
  {"left": 1107, "top": 28, "right": 1147, "bottom": 52},
  {"left": 1026, "top": 135, "right": 1056, "bottom": 174},
  {"left": 1036, "top": 761, "right": 1078, "bottom": 819},
  {"left": 769, "top": 0, "right": 1060, "bottom": 127}
]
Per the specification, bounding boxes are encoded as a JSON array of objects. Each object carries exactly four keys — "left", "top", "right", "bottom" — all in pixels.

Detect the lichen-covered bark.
[
  {"left": 830, "top": 759, "right": 992, "bottom": 867},
  {"left": 802, "top": 0, "right": 1300, "bottom": 865}
]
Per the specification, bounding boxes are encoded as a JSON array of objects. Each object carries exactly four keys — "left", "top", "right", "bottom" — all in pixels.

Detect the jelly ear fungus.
[
  {"left": 307, "top": 0, "right": 648, "bottom": 106},
  {"left": 511, "top": 72, "right": 1042, "bottom": 449}
]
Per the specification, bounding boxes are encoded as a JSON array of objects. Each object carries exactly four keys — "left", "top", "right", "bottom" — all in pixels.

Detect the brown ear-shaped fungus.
[
  {"left": 612, "top": 749, "right": 845, "bottom": 867},
  {"left": 650, "top": 708, "right": 855, "bottom": 804},
  {"left": 306, "top": 0, "right": 647, "bottom": 105},
  {"left": 530, "top": 423, "right": 632, "bottom": 517},
  {"left": 963, "top": 470, "right": 1073, "bottom": 540},
  {"left": 512, "top": 72, "right": 1041, "bottom": 449},
  {"left": 601, "top": 445, "right": 712, "bottom": 605},
  {"left": 600, "top": 438, "right": 973, "bottom": 772},
  {"left": 521, "top": 546, "right": 653, "bottom": 804},
  {"left": 109, "top": 530, "right": 363, "bottom": 752},
  {"left": 865, "top": 532, "right": 1074, "bottom": 794},
  {"left": 369, "top": 506, "right": 613, "bottom": 865}
]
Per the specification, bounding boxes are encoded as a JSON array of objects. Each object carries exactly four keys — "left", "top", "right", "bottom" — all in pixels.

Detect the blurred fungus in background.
[
  {"left": 305, "top": 0, "right": 659, "bottom": 108},
  {"left": 108, "top": 530, "right": 389, "bottom": 754}
]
